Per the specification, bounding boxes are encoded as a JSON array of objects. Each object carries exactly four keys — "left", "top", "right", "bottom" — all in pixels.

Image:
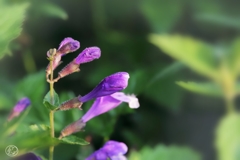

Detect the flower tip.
[
  {"left": 58, "top": 37, "right": 80, "bottom": 54},
  {"left": 75, "top": 46, "right": 101, "bottom": 64}
]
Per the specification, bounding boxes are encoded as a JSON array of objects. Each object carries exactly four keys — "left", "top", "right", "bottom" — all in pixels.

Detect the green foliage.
[
  {"left": 176, "top": 81, "right": 223, "bottom": 97},
  {"left": 43, "top": 90, "right": 60, "bottom": 110},
  {"left": 140, "top": 0, "right": 183, "bottom": 33},
  {"left": 227, "top": 38, "right": 240, "bottom": 77},
  {"left": 129, "top": 144, "right": 202, "bottom": 160},
  {"left": 149, "top": 34, "right": 218, "bottom": 79},
  {"left": 0, "top": 0, "right": 29, "bottom": 58},
  {"left": 31, "top": 0, "right": 68, "bottom": 20},
  {"left": 59, "top": 135, "right": 89, "bottom": 145},
  {"left": 215, "top": 114, "right": 240, "bottom": 160}
]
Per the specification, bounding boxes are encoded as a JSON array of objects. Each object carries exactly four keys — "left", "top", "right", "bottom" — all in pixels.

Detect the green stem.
[
  {"left": 49, "top": 57, "right": 55, "bottom": 160},
  {"left": 226, "top": 97, "right": 235, "bottom": 114}
]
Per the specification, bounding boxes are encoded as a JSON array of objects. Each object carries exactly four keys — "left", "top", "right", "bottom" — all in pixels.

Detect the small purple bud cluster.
[{"left": 46, "top": 37, "right": 101, "bottom": 79}]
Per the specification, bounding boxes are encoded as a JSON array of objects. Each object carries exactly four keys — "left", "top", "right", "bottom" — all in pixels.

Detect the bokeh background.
[{"left": 1, "top": 0, "right": 240, "bottom": 160}]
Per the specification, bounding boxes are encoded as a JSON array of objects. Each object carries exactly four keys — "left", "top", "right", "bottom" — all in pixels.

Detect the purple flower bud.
[
  {"left": 59, "top": 119, "right": 86, "bottom": 139},
  {"left": 75, "top": 47, "right": 101, "bottom": 64},
  {"left": 46, "top": 54, "right": 62, "bottom": 75},
  {"left": 58, "top": 37, "right": 80, "bottom": 55},
  {"left": 86, "top": 140, "right": 128, "bottom": 160},
  {"left": 58, "top": 47, "right": 101, "bottom": 78},
  {"left": 8, "top": 97, "right": 31, "bottom": 121},
  {"left": 13, "top": 152, "right": 42, "bottom": 160},
  {"left": 79, "top": 72, "right": 130, "bottom": 103},
  {"left": 82, "top": 92, "right": 139, "bottom": 123}
]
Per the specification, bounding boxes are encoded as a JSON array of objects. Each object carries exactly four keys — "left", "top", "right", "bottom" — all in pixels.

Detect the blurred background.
[{"left": 1, "top": 0, "right": 240, "bottom": 160}]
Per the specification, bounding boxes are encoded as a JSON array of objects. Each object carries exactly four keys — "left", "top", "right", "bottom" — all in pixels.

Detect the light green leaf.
[
  {"left": 215, "top": 114, "right": 240, "bottom": 160},
  {"left": 149, "top": 34, "right": 218, "bottom": 79},
  {"left": 43, "top": 90, "right": 60, "bottom": 110},
  {"left": 228, "top": 38, "right": 240, "bottom": 77},
  {"left": 0, "top": 1, "right": 29, "bottom": 58},
  {"left": 129, "top": 144, "right": 202, "bottom": 160},
  {"left": 60, "top": 135, "right": 89, "bottom": 145},
  {"left": 176, "top": 81, "right": 223, "bottom": 97}
]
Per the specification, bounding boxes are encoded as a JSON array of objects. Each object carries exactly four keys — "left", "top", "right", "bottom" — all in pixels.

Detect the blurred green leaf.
[
  {"left": 149, "top": 34, "right": 218, "bottom": 79},
  {"left": 0, "top": 1, "right": 29, "bottom": 58},
  {"left": 176, "top": 81, "right": 223, "bottom": 97},
  {"left": 140, "top": 0, "right": 183, "bottom": 33},
  {"left": 60, "top": 135, "right": 89, "bottom": 145},
  {"left": 15, "top": 71, "right": 46, "bottom": 101},
  {"left": 195, "top": 13, "right": 240, "bottom": 30},
  {"left": 228, "top": 38, "right": 240, "bottom": 77},
  {"left": 43, "top": 90, "right": 60, "bottom": 110},
  {"left": 129, "top": 144, "right": 202, "bottom": 160},
  {"left": 37, "top": 1, "right": 68, "bottom": 20},
  {"left": 0, "top": 92, "right": 12, "bottom": 109},
  {"left": 215, "top": 114, "right": 240, "bottom": 160}
]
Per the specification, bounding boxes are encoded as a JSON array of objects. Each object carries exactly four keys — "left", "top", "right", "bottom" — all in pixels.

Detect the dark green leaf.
[
  {"left": 43, "top": 90, "right": 60, "bottom": 110},
  {"left": 59, "top": 135, "right": 89, "bottom": 145}
]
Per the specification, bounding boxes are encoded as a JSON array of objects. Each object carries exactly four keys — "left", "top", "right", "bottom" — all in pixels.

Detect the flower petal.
[
  {"left": 111, "top": 92, "right": 139, "bottom": 108},
  {"left": 75, "top": 47, "right": 101, "bottom": 64},
  {"left": 79, "top": 72, "right": 129, "bottom": 103}
]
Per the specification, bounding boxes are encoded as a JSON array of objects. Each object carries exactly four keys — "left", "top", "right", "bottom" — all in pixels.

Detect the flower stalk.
[{"left": 47, "top": 49, "right": 56, "bottom": 160}]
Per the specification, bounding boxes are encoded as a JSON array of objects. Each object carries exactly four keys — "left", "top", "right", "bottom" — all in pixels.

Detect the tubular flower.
[
  {"left": 59, "top": 92, "right": 139, "bottom": 138},
  {"left": 57, "top": 72, "right": 130, "bottom": 111},
  {"left": 8, "top": 97, "right": 31, "bottom": 121},
  {"left": 46, "top": 37, "right": 80, "bottom": 75},
  {"left": 58, "top": 47, "right": 101, "bottom": 78},
  {"left": 86, "top": 140, "right": 128, "bottom": 160},
  {"left": 80, "top": 72, "right": 129, "bottom": 103}
]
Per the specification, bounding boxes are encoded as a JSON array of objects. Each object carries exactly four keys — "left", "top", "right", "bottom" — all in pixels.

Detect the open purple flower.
[
  {"left": 13, "top": 152, "right": 42, "bottom": 160},
  {"left": 81, "top": 92, "right": 139, "bottom": 122},
  {"left": 58, "top": 47, "right": 101, "bottom": 78},
  {"left": 8, "top": 97, "right": 31, "bottom": 121},
  {"left": 59, "top": 92, "right": 139, "bottom": 138},
  {"left": 80, "top": 72, "right": 130, "bottom": 102},
  {"left": 86, "top": 140, "right": 128, "bottom": 160},
  {"left": 57, "top": 72, "right": 130, "bottom": 111}
]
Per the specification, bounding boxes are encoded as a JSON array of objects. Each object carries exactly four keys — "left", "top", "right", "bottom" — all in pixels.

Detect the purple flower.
[
  {"left": 81, "top": 92, "right": 139, "bottom": 122},
  {"left": 79, "top": 72, "right": 130, "bottom": 103},
  {"left": 13, "top": 152, "right": 42, "bottom": 160},
  {"left": 8, "top": 97, "right": 31, "bottom": 121},
  {"left": 58, "top": 47, "right": 101, "bottom": 78},
  {"left": 86, "top": 140, "right": 128, "bottom": 160},
  {"left": 59, "top": 92, "right": 139, "bottom": 138},
  {"left": 58, "top": 37, "right": 80, "bottom": 55}
]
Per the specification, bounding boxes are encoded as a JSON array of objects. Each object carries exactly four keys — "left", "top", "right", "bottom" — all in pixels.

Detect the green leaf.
[
  {"left": 228, "top": 38, "right": 240, "bottom": 77},
  {"left": 140, "top": 0, "right": 183, "bottom": 33},
  {"left": 149, "top": 34, "right": 218, "bottom": 79},
  {"left": 43, "top": 90, "right": 60, "bottom": 110},
  {"left": 129, "top": 144, "right": 202, "bottom": 160},
  {"left": 0, "top": 1, "right": 29, "bottom": 58},
  {"left": 176, "top": 81, "right": 223, "bottom": 97},
  {"left": 59, "top": 135, "right": 89, "bottom": 145},
  {"left": 215, "top": 114, "right": 240, "bottom": 160},
  {"left": 38, "top": 1, "right": 68, "bottom": 20}
]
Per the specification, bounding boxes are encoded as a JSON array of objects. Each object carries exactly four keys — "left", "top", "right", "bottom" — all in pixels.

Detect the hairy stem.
[{"left": 49, "top": 57, "right": 55, "bottom": 160}]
